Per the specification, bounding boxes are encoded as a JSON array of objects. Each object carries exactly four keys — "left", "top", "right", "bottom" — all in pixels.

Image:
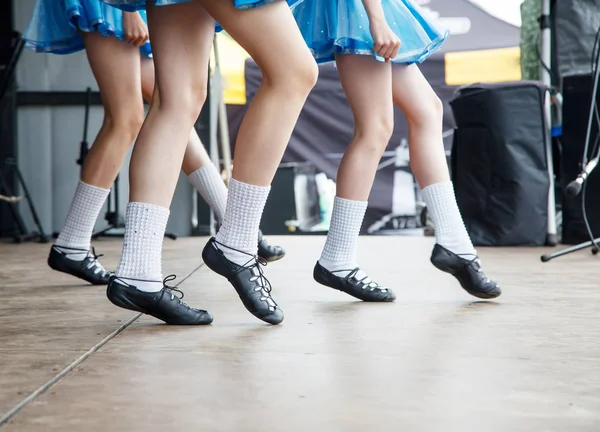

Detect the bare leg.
[
  {"left": 312, "top": 54, "right": 396, "bottom": 303},
  {"left": 108, "top": 2, "right": 216, "bottom": 326},
  {"left": 128, "top": 3, "right": 215, "bottom": 207},
  {"left": 391, "top": 64, "right": 500, "bottom": 299},
  {"left": 81, "top": 32, "right": 144, "bottom": 188},
  {"left": 139, "top": 56, "right": 285, "bottom": 261},
  {"left": 197, "top": 0, "right": 318, "bottom": 324},
  {"left": 335, "top": 55, "right": 394, "bottom": 201},
  {"left": 140, "top": 57, "right": 213, "bottom": 175},
  {"left": 391, "top": 64, "right": 447, "bottom": 189},
  {"left": 49, "top": 33, "right": 144, "bottom": 285},
  {"left": 199, "top": 0, "right": 318, "bottom": 186}
]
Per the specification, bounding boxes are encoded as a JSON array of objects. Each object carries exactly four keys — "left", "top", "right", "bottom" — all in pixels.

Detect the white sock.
[
  {"left": 188, "top": 164, "right": 228, "bottom": 224},
  {"left": 115, "top": 202, "right": 170, "bottom": 293},
  {"left": 54, "top": 181, "right": 109, "bottom": 261},
  {"left": 318, "top": 196, "right": 369, "bottom": 279},
  {"left": 214, "top": 178, "right": 270, "bottom": 266},
  {"left": 421, "top": 181, "right": 477, "bottom": 258}
]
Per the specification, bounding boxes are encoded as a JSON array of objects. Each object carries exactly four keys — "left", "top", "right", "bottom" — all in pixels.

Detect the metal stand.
[
  {"left": 540, "top": 0, "right": 559, "bottom": 246},
  {"left": 0, "top": 32, "right": 48, "bottom": 243},
  {"left": 0, "top": 158, "right": 49, "bottom": 243},
  {"left": 193, "top": 34, "right": 233, "bottom": 236},
  {"left": 541, "top": 20, "right": 600, "bottom": 263}
]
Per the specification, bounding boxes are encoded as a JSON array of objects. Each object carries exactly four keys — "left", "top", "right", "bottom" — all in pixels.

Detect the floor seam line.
[{"left": 0, "top": 262, "right": 206, "bottom": 428}]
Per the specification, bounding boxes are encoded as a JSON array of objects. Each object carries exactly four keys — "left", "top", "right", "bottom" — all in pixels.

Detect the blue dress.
[
  {"left": 22, "top": 0, "right": 152, "bottom": 56},
  {"left": 292, "top": 0, "right": 448, "bottom": 64},
  {"left": 99, "top": 0, "right": 301, "bottom": 12}
]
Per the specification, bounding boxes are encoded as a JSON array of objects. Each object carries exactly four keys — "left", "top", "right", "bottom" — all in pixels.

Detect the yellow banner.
[{"left": 445, "top": 47, "right": 521, "bottom": 86}]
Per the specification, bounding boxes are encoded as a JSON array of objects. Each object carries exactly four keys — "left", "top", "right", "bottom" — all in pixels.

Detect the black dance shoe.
[
  {"left": 313, "top": 262, "right": 396, "bottom": 302},
  {"left": 106, "top": 275, "right": 213, "bottom": 325},
  {"left": 257, "top": 230, "right": 286, "bottom": 262},
  {"left": 202, "top": 237, "right": 284, "bottom": 325},
  {"left": 430, "top": 244, "right": 501, "bottom": 299},
  {"left": 47, "top": 245, "right": 112, "bottom": 285}
]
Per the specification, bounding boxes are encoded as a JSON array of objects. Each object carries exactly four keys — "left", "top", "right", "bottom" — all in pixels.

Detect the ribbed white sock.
[
  {"left": 421, "top": 181, "right": 476, "bottom": 257},
  {"left": 318, "top": 196, "right": 369, "bottom": 279},
  {"left": 214, "top": 178, "right": 270, "bottom": 266},
  {"left": 54, "top": 181, "right": 109, "bottom": 261},
  {"left": 115, "top": 202, "right": 170, "bottom": 293},
  {"left": 188, "top": 164, "right": 228, "bottom": 225}
]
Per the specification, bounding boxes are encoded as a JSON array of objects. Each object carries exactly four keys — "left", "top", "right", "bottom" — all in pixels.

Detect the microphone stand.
[{"left": 541, "top": 32, "right": 600, "bottom": 262}]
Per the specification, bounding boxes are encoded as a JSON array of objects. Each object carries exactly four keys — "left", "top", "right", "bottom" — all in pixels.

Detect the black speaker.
[
  {"left": 450, "top": 81, "right": 550, "bottom": 246},
  {"left": 560, "top": 73, "right": 600, "bottom": 244}
]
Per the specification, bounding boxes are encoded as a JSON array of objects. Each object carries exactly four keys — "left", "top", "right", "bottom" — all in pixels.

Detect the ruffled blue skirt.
[
  {"left": 293, "top": 0, "right": 448, "bottom": 64},
  {"left": 99, "top": 0, "right": 298, "bottom": 12},
  {"left": 22, "top": 0, "right": 151, "bottom": 56}
]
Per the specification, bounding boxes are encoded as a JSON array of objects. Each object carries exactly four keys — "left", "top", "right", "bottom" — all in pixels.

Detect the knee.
[
  {"left": 296, "top": 56, "right": 319, "bottom": 94},
  {"left": 405, "top": 91, "right": 443, "bottom": 130},
  {"left": 105, "top": 103, "right": 145, "bottom": 143},
  {"left": 159, "top": 76, "right": 208, "bottom": 125},
  {"left": 264, "top": 53, "right": 318, "bottom": 98},
  {"left": 184, "top": 78, "right": 208, "bottom": 119},
  {"left": 356, "top": 114, "right": 395, "bottom": 154}
]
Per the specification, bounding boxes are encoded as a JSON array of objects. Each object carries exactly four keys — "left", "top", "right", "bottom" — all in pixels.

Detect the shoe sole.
[
  {"left": 431, "top": 261, "right": 502, "bottom": 300},
  {"left": 107, "top": 286, "right": 213, "bottom": 325},
  {"left": 313, "top": 272, "right": 397, "bottom": 303}
]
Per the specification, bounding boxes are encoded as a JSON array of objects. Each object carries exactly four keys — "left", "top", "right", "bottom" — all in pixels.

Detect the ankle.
[
  {"left": 114, "top": 275, "right": 163, "bottom": 293},
  {"left": 212, "top": 237, "right": 256, "bottom": 267},
  {"left": 53, "top": 244, "right": 90, "bottom": 261}
]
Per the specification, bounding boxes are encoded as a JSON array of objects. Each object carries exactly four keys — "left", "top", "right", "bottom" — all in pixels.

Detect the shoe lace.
[
  {"left": 162, "top": 274, "right": 185, "bottom": 300},
  {"left": 336, "top": 268, "right": 388, "bottom": 292},
  {"left": 86, "top": 247, "right": 109, "bottom": 276},
  {"left": 114, "top": 274, "right": 192, "bottom": 307},
  {"left": 213, "top": 239, "right": 276, "bottom": 307}
]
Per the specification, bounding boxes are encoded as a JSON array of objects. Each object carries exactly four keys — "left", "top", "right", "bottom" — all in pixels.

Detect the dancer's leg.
[
  {"left": 49, "top": 33, "right": 144, "bottom": 285},
  {"left": 139, "top": 57, "right": 227, "bottom": 223},
  {"left": 313, "top": 54, "right": 395, "bottom": 302},
  {"left": 107, "top": 2, "right": 215, "bottom": 325},
  {"left": 197, "top": 0, "right": 318, "bottom": 324},
  {"left": 391, "top": 64, "right": 471, "bottom": 255},
  {"left": 140, "top": 56, "right": 285, "bottom": 261},
  {"left": 391, "top": 64, "right": 500, "bottom": 298}
]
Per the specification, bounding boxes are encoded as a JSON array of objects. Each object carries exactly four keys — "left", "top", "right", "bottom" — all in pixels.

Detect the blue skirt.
[
  {"left": 99, "top": 0, "right": 295, "bottom": 12},
  {"left": 292, "top": 0, "right": 448, "bottom": 64},
  {"left": 22, "top": 0, "right": 152, "bottom": 56}
]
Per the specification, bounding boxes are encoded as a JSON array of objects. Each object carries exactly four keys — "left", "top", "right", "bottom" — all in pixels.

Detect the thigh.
[
  {"left": 335, "top": 54, "right": 394, "bottom": 132},
  {"left": 146, "top": 1, "right": 215, "bottom": 107},
  {"left": 83, "top": 32, "right": 144, "bottom": 116},
  {"left": 197, "top": 0, "right": 314, "bottom": 81},
  {"left": 391, "top": 63, "right": 440, "bottom": 122}
]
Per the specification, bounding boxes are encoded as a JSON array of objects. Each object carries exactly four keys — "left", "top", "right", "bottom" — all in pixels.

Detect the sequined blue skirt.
[
  {"left": 293, "top": 0, "right": 448, "bottom": 64},
  {"left": 100, "top": 0, "right": 297, "bottom": 12},
  {"left": 22, "top": 0, "right": 151, "bottom": 55}
]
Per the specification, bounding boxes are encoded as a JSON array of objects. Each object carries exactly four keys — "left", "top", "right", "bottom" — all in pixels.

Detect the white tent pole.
[
  {"left": 207, "top": 34, "right": 221, "bottom": 235},
  {"left": 212, "top": 35, "right": 233, "bottom": 183},
  {"left": 540, "top": 0, "right": 558, "bottom": 246}
]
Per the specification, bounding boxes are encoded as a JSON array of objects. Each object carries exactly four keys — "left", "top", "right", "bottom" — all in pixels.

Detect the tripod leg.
[
  {"left": 10, "top": 161, "right": 49, "bottom": 242},
  {"left": 0, "top": 166, "right": 28, "bottom": 240},
  {"left": 540, "top": 238, "right": 600, "bottom": 262}
]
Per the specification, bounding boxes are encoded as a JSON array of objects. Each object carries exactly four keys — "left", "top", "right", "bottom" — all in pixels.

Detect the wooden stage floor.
[{"left": 0, "top": 236, "right": 599, "bottom": 431}]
